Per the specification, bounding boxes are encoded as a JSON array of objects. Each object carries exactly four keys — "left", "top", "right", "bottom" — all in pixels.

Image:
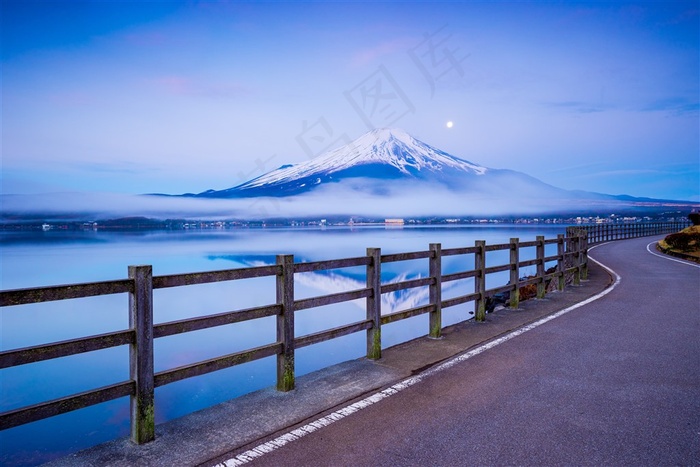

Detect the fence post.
[
  {"left": 557, "top": 234, "right": 565, "bottom": 291},
  {"left": 573, "top": 236, "right": 581, "bottom": 286},
  {"left": 429, "top": 243, "right": 442, "bottom": 338},
  {"left": 509, "top": 238, "right": 520, "bottom": 309},
  {"left": 536, "top": 236, "right": 546, "bottom": 299},
  {"left": 474, "top": 240, "right": 486, "bottom": 322},
  {"left": 366, "top": 248, "right": 382, "bottom": 360},
  {"left": 128, "top": 265, "right": 155, "bottom": 445},
  {"left": 276, "top": 255, "right": 295, "bottom": 392},
  {"left": 580, "top": 232, "right": 589, "bottom": 280}
]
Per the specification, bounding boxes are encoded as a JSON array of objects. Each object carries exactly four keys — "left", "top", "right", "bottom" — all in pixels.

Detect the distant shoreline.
[
  {"left": 1, "top": 215, "right": 693, "bottom": 239},
  {"left": 1, "top": 214, "right": 688, "bottom": 233}
]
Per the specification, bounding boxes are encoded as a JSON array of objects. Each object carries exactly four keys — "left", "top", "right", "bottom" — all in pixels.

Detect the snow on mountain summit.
[
  {"left": 234, "top": 128, "right": 487, "bottom": 191},
  {"left": 187, "top": 127, "right": 573, "bottom": 200}
]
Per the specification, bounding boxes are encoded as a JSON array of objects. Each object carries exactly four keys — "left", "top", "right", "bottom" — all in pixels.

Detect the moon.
[{"left": 446, "top": 121, "right": 454, "bottom": 128}]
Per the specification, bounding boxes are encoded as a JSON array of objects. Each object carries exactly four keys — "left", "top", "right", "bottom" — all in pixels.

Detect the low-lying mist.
[{"left": 0, "top": 179, "right": 686, "bottom": 222}]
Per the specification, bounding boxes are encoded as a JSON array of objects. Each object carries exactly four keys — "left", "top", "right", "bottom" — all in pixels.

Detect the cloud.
[
  {"left": 349, "top": 37, "right": 416, "bottom": 68},
  {"left": 123, "top": 31, "right": 170, "bottom": 47},
  {"left": 64, "top": 161, "right": 156, "bottom": 176},
  {"left": 541, "top": 100, "right": 608, "bottom": 114},
  {"left": 48, "top": 91, "right": 94, "bottom": 107},
  {"left": 640, "top": 97, "right": 699, "bottom": 115},
  {"left": 2, "top": 176, "right": 677, "bottom": 222},
  {"left": 577, "top": 169, "right": 662, "bottom": 178},
  {"left": 545, "top": 162, "right": 604, "bottom": 175},
  {"left": 150, "top": 75, "right": 247, "bottom": 99}
]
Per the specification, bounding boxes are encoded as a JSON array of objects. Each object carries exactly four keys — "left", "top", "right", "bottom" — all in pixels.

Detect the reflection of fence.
[
  {"left": 0, "top": 222, "right": 680, "bottom": 447},
  {"left": 566, "top": 221, "right": 688, "bottom": 245}
]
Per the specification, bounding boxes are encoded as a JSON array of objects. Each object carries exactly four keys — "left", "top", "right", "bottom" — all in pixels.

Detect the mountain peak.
[
  {"left": 200, "top": 128, "right": 489, "bottom": 197},
  {"left": 359, "top": 127, "right": 414, "bottom": 144},
  {"left": 331, "top": 128, "right": 486, "bottom": 175}
]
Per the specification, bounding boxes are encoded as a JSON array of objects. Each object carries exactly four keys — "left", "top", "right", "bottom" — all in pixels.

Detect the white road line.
[
  {"left": 646, "top": 241, "right": 700, "bottom": 268},
  {"left": 213, "top": 244, "right": 621, "bottom": 467}
]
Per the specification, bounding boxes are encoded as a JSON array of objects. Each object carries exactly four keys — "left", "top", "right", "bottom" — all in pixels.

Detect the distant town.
[{"left": 0, "top": 212, "right": 693, "bottom": 232}]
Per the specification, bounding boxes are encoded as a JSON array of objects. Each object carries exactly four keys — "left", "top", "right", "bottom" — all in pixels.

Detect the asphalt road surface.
[{"left": 220, "top": 236, "right": 700, "bottom": 466}]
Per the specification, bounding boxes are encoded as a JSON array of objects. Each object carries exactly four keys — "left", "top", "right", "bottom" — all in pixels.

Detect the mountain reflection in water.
[{"left": 209, "top": 254, "right": 467, "bottom": 315}]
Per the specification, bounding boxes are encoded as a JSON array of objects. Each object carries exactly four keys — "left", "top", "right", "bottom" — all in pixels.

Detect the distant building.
[{"left": 384, "top": 218, "right": 405, "bottom": 225}]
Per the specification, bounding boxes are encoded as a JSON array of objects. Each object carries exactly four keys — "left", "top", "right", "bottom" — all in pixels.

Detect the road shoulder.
[{"left": 48, "top": 261, "right": 613, "bottom": 467}]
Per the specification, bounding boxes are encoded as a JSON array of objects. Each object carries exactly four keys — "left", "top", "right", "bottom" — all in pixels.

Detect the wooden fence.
[
  {"left": 566, "top": 221, "right": 688, "bottom": 245},
  {"left": 0, "top": 222, "right": 682, "bottom": 446}
]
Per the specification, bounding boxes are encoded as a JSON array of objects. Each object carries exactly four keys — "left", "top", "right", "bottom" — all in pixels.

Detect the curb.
[{"left": 655, "top": 242, "right": 700, "bottom": 264}]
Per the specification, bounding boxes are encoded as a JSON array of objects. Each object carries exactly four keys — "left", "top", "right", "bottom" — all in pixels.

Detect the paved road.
[{"left": 222, "top": 236, "right": 700, "bottom": 466}]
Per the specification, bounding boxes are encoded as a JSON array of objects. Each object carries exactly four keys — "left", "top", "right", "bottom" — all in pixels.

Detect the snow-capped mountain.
[
  {"left": 193, "top": 128, "right": 560, "bottom": 198},
  {"left": 5, "top": 127, "right": 695, "bottom": 221}
]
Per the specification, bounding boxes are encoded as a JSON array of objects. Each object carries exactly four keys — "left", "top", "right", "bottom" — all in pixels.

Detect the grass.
[{"left": 658, "top": 225, "right": 700, "bottom": 262}]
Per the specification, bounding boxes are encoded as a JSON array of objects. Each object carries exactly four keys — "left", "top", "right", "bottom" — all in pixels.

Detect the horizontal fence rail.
[
  {"left": 567, "top": 221, "right": 689, "bottom": 245},
  {"left": 0, "top": 222, "right": 684, "bottom": 446}
]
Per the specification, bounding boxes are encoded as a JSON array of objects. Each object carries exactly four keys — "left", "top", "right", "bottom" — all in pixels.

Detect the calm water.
[{"left": 0, "top": 224, "right": 567, "bottom": 465}]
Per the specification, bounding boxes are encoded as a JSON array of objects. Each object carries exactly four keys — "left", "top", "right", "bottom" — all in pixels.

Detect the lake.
[{"left": 0, "top": 224, "right": 568, "bottom": 465}]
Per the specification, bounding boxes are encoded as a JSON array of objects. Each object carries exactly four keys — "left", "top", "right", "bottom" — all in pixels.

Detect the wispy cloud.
[
  {"left": 123, "top": 31, "right": 171, "bottom": 47},
  {"left": 640, "top": 97, "right": 699, "bottom": 115},
  {"left": 659, "top": 6, "right": 699, "bottom": 26},
  {"left": 541, "top": 100, "right": 608, "bottom": 114},
  {"left": 546, "top": 162, "right": 605, "bottom": 175},
  {"left": 349, "top": 37, "right": 416, "bottom": 68},
  {"left": 48, "top": 91, "right": 94, "bottom": 107},
  {"left": 543, "top": 97, "right": 700, "bottom": 116},
  {"left": 577, "top": 169, "right": 662, "bottom": 178},
  {"left": 65, "top": 161, "right": 157, "bottom": 176},
  {"left": 150, "top": 75, "right": 247, "bottom": 98}
]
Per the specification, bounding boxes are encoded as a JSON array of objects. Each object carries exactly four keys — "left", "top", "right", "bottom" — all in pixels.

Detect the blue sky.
[{"left": 2, "top": 0, "right": 699, "bottom": 202}]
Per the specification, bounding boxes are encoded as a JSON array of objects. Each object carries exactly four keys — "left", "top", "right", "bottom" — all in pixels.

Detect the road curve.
[{"left": 220, "top": 236, "right": 700, "bottom": 466}]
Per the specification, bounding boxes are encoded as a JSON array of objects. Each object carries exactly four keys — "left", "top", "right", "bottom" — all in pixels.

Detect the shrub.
[
  {"left": 689, "top": 211, "right": 700, "bottom": 226},
  {"left": 664, "top": 231, "right": 700, "bottom": 252},
  {"left": 519, "top": 283, "right": 538, "bottom": 300}
]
